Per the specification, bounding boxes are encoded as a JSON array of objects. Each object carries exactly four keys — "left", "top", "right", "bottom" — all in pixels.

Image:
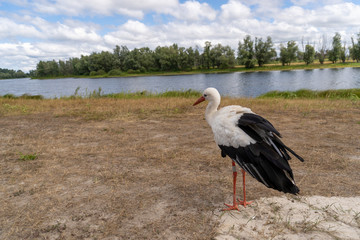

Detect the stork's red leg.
[
  {"left": 223, "top": 162, "right": 252, "bottom": 211},
  {"left": 237, "top": 169, "right": 252, "bottom": 207},
  {"left": 223, "top": 161, "right": 240, "bottom": 211}
]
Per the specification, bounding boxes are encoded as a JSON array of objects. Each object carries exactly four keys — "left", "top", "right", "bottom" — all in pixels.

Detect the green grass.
[
  {"left": 1, "top": 93, "right": 44, "bottom": 99},
  {"left": 18, "top": 152, "right": 38, "bottom": 161},
  {"left": 0, "top": 89, "right": 201, "bottom": 100},
  {"left": 61, "top": 88, "right": 202, "bottom": 99},
  {"left": 2, "top": 88, "right": 360, "bottom": 100},
  {"left": 258, "top": 89, "right": 360, "bottom": 100}
]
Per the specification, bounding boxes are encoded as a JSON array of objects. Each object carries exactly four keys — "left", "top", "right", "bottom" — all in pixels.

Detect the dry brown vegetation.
[{"left": 1, "top": 97, "right": 359, "bottom": 239}]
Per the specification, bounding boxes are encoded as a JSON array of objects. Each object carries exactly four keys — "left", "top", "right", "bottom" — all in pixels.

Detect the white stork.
[{"left": 193, "top": 87, "right": 304, "bottom": 211}]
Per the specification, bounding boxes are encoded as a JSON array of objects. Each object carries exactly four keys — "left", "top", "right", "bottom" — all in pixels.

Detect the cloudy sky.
[{"left": 1, "top": 0, "right": 360, "bottom": 72}]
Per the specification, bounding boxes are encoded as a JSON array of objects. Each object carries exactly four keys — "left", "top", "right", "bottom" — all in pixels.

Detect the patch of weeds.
[
  {"left": 353, "top": 211, "right": 360, "bottom": 227},
  {"left": 12, "top": 189, "right": 25, "bottom": 197},
  {"left": 297, "top": 217, "right": 323, "bottom": 233},
  {"left": 18, "top": 152, "right": 38, "bottom": 161},
  {"left": 42, "top": 222, "right": 66, "bottom": 233},
  {"left": 116, "top": 127, "right": 125, "bottom": 134},
  {"left": 301, "top": 111, "right": 311, "bottom": 117},
  {"left": 3, "top": 103, "right": 28, "bottom": 113},
  {"left": 269, "top": 202, "right": 281, "bottom": 214}
]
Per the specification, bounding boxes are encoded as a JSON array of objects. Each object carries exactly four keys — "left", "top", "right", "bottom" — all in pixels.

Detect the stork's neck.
[{"left": 205, "top": 98, "right": 220, "bottom": 125}]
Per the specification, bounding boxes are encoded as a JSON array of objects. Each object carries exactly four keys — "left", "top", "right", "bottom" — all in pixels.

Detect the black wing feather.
[
  {"left": 218, "top": 112, "right": 304, "bottom": 194},
  {"left": 219, "top": 144, "right": 299, "bottom": 194},
  {"left": 238, "top": 113, "right": 281, "bottom": 137}
]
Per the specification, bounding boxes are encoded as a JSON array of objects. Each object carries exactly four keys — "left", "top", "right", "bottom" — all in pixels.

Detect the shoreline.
[{"left": 30, "top": 61, "right": 360, "bottom": 80}]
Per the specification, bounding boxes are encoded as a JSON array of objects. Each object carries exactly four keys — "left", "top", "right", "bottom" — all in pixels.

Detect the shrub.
[{"left": 108, "top": 69, "right": 123, "bottom": 76}]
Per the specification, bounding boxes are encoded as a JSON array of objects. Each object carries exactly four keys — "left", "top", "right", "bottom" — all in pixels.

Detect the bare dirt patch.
[
  {"left": 216, "top": 195, "right": 360, "bottom": 239},
  {"left": 0, "top": 97, "right": 359, "bottom": 239}
]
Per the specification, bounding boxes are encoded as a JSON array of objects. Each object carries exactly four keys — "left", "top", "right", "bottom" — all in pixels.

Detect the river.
[{"left": 1, "top": 67, "right": 360, "bottom": 98}]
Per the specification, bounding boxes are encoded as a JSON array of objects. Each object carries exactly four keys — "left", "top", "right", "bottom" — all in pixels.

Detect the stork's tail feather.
[{"left": 273, "top": 136, "right": 305, "bottom": 162}]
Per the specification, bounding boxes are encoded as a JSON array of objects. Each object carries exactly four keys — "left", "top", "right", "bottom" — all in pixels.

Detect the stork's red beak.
[{"left": 193, "top": 96, "right": 205, "bottom": 106}]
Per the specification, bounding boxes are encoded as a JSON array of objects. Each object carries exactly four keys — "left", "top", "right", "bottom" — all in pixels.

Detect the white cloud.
[
  {"left": 315, "top": 3, "right": 360, "bottom": 28},
  {"left": 1, "top": 15, "right": 103, "bottom": 43},
  {"left": 170, "top": 1, "right": 217, "bottom": 22},
  {"left": 0, "top": 17, "right": 42, "bottom": 39},
  {"left": 219, "top": 0, "right": 251, "bottom": 22},
  {"left": 275, "top": 2, "right": 360, "bottom": 29},
  {"left": 31, "top": 0, "right": 178, "bottom": 18},
  {"left": 104, "top": 20, "right": 160, "bottom": 47}
]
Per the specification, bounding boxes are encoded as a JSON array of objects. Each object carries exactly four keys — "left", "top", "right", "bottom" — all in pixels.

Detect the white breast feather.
[{"left": 210, "top": 105, "right": 256, "bottom": 148}]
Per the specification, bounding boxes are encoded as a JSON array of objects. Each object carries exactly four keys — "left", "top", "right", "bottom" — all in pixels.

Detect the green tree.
[
  {"left": 194, "top": 47, "right": 201, "bottom": 69},
  {"left": 303, "top": 44, "right": 315, "bottom": 65},
  {"left": 49, "top": 60, "right": 59, "bottom": 76},
  {"left": 328, "top": 32, "right": 342, "bottom": 63},
  {"left": 185, "top": 47, "right": 195, "bottom": 70},
  {"left": 255, "top": 36, "right": 276, "bottom": 67},
  {"left": 75, "top": 55, "right": 90, "bottom": 75},
  {"left": 317, "top": 34, "right": 328, "bottom": 64},
  {"left": 340, "top": 44, "right": 346, "bottom": 63},
  {"left": 137, "top": 47, "right": 155, "bottom": 71},
  {"left": 350, "top": 33, "right": 360, "bottom": 62},
  {"left": 154, "top": 44, "right": 180, "bottom": 71},
  {"left": 88, "top": 51, "right": 115, "bottom": 72},
  {"left": 210, "top": 43, "right": 223, "bottom": 68},
  {"left": 202, "top": 41, "right": 212, "bottom": 69},
  {"left": 238, "top": 35, "right": 256, "bottom": 68},
  {"left": 280, "top": 41, "right": 298, "bottom": 65},
  {"left": 220, "top": 45, "right": 236, "bottom": 69},
  {"left": 36, "top": 61, "right": 46, "bottom": 77},
  {"left": 113, "top": 45, "right": 130, "bottom": 71}
]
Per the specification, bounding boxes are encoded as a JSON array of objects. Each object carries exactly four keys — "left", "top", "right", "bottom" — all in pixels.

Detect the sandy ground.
[
  {"left": 0, "top": 97, "right": 359, "bottom": 239},
  {"left": 216, "top": 196, "right": 360, "bottom": 240}
]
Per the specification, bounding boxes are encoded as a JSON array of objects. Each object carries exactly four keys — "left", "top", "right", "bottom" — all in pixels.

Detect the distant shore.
[{"left": 32, "top": 60, "right": 360, "bottom": 80}]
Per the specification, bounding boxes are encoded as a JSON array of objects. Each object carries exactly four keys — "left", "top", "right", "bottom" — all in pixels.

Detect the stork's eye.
[{"left": 204, "top": 94, "right": 207, "bottom": 97}]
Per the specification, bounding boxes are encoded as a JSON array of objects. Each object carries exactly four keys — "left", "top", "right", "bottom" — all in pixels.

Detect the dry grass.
[{"left": 0, "top": 97, "right": 359, "bottom": 239}]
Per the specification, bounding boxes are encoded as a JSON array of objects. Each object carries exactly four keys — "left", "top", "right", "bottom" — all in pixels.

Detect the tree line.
[
  {"left": 34, "top": 32, "right": 360, "bottom": 78},
  {"left": 0, "top": 68, "right": 28, "bottom": 79},
  {"left": 35, "top": 42, "right": 236, "bottom": 77}
]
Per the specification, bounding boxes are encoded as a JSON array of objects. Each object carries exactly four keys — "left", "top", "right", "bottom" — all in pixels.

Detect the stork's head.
[{"left": 193, "top": 87, "right": 220, "bottom": 106}]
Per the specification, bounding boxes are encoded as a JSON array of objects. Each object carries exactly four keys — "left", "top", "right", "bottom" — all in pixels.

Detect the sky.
[{"left": 1, "top": 0, "right": 360, "bottom": 72}]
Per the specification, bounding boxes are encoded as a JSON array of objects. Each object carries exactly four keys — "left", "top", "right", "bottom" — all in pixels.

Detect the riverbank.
[
  {"left": 2, "top": 88, "right": 359, "bottom": 100},
  {"left": 33, "top": 60, "right": 360, "bottom": 79},
  {"left": 1, "top": 96, "right": 359, "bottom": 239}
]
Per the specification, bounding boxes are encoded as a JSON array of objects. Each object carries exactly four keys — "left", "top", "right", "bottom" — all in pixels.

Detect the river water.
[{"left": 1, "top": 68, "right": 360, "bottom": 98}]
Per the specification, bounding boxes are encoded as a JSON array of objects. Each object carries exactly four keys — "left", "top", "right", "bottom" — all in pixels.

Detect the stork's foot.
[
  {"left": 222, "top": 199, "right": 252, "bottom": 211},
  {"left": 223, "top": 202, "right": 241, "bottom": 211},
  {"left": 237, "top": 199, "right": 253, "bottom": 207}
]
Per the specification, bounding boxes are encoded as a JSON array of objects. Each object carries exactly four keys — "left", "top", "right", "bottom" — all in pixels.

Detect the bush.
[
  {"left": 127, "top": 69, "right": 141, "bottom": 74},
  {"left": 97, "top": 69, "right": 106, "bottom": 76},
  {"left": 244, "top": 59, "right": 257, "bottom": 68},
  {"left": 89, "top": 69, "right": 106, "bottom": 76},
  {"left": 108, "top": 69, "right": 123, "bottom": 76},
  {"left": 89, "top": 71, "right": 98, "bottom": 76}
]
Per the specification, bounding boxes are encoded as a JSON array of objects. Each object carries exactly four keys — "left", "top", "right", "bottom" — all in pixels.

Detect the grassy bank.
[
  {"left": 259, "top": 88, "right": 360, "bottom": 100},
  {"left": 2, "top": 88, "right": 359, "bottom": 101}
]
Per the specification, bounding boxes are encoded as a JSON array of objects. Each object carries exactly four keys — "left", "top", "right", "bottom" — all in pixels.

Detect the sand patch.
[{"left": 216, "top": 195, "right": 360, "bottom": 239}]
